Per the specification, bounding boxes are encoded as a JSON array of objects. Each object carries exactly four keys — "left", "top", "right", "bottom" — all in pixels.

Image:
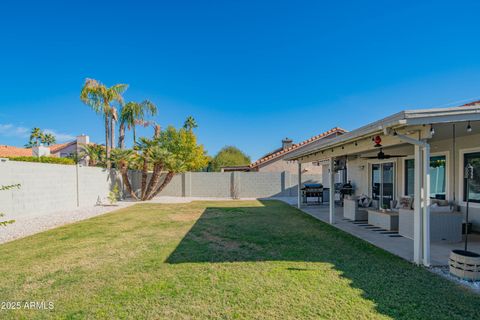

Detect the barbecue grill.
[
  {"left": 339, "top": 181, "right": 354, "bottom": 206},
  {"left": 339, "top": 181, "right": 354, "bottom": 197},
  {"left": 301, "top": 183, "right": 324, "bottom": 204}
]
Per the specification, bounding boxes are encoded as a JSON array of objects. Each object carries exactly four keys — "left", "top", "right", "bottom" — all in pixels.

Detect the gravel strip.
[{"left": 430, "top": 266, "right": 480, "bottom": 293}]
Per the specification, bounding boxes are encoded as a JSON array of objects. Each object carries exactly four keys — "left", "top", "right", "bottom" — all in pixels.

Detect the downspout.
[{"left": 388, "top": 130, "right": 431, "bottom": 266}]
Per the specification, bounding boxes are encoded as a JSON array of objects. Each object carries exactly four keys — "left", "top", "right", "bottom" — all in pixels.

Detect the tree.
[
  {"left": 110, "top": 149, "right": 138, "bottom": 200},
  {"left": 79, "top": 144, "right": 106, "bottom": 167},
  {"left": 118, "top": 100, "right": 157, "bottom": 148},
  {"left": 114, "top": 122, "right": 208, "bottom": 201},
  {"left": 210, "top": 146, "right": 251, "bottom": 172},
  {"left": 145, "top": 126, "right": 208, "bottom": 200},
  {"left": 80, "top": 78, "right": 128, "bottom": 168},
  {"left": 183, "top": 116, "right": 198, "bottom": 131},
  {"left": 25, "top": 128, "right": 44, "bottom": 148},
  {"left": 42, "top": 133, "right": 56, "bottom": 146}
]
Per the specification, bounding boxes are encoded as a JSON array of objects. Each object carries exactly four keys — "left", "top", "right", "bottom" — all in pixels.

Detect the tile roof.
[
  {"left": 461, "top": 100, "right": 480, "bottom": 107},
  {"left": 0, "top": 145, "right": 32, "bottom": 157},
  {"left": 0, "top": 140, "right": 77, "bottom": 158},
  {"left": 49, "top": 141, "right": 76, "bottom": 153},
  {"left": 249, "top": 127, "right": 347, "bottom": 168}
]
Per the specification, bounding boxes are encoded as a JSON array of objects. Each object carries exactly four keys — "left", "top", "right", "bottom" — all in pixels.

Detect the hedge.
[{"left": 7, "top": 156, "right": 76, "bottom": 165}]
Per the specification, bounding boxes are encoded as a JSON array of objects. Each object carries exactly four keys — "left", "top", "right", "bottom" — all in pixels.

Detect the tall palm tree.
[
  {"left": 25, "top": 127, "right": 44, "bottom": 148},
  {"left": 183, "top": 116, "right": 198, "bottom": 131},
  {"left": 42, "top": 133, "right": 56, "bottom": 146},
  {"left": 80, "top": 78, "right": 128, "bottom": 168},
  {"left": 118, "top": 100, "right": 157, "bottom": 148}
]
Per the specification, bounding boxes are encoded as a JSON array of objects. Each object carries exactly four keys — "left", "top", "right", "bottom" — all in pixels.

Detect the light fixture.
[
  {"left": 467, "top": 121, "right": 472, "bottom": 133},
  {"left": 430, "top": 124, "right": 435, "bottom": 136},
  {"left": 354, "top": 142, "right": 358, "bottom": 146}
]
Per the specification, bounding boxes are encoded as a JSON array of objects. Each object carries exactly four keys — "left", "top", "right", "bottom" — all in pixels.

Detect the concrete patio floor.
[{"left": 271, "top": 197, "right": 480, "bottom": 266}]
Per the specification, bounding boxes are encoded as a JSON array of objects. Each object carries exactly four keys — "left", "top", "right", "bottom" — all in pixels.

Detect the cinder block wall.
[
  {"left": 0, "top": 160, "right": 321, "bottom": 222},
  {"left": 0, "top": 160, "right": 121, "bottom": 220},
  {"left": 134, "top": 171, "right": 323, "bottom": 198}
]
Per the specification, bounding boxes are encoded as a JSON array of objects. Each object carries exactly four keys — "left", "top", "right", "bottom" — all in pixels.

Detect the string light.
[{"left": 467, "top": 121, "right": 472, "bottom": 133}]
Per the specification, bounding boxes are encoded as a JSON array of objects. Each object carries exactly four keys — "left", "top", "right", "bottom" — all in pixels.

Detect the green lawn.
[{"left": 0, "top": 200, "right": 478, "bottom": 319}]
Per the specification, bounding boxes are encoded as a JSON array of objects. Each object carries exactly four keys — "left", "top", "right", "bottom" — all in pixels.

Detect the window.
[
  {"left": 371, "top": 162, "right": 394, "bottom": 208},
  {"left": 430, "top": 156, "right": 446, "bottom": 199},
  {"left": 464, "top": 152, "right": 480, "bottom": 203},
  {"left": 404, "top": 155, "right": 446, "bottom": 199},
  {"left": 405, "top": 159, "right": 414, "bottom": 197}
]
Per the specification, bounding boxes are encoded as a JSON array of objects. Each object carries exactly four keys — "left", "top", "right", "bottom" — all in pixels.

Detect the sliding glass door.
[{"left": 371, "top": 162, "right": 395, "bottom": 208}]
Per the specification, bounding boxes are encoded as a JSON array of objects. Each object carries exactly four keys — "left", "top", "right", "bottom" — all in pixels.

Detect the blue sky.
[{"left": 1, "top": 1, "right": 480, "bottom": 160}]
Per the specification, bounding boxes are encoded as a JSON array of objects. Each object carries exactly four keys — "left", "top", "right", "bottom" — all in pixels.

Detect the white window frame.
[
  {"left": 367, "top": 158, "right": 397, "bottom": 203},
  {"left": 402, "top": 151, "right": 450, "bottom": 200},
  {"left": 459, "top": 147, "right": 480, "bottom": 208}
]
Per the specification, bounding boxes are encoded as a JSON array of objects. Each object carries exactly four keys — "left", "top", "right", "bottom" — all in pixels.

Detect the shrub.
[
  {"left": 1, "top": 184, "right": 20, "bottom": 226},
  {"left": 108, "top": 184, "right": 120, "bottom": 205},
  {"left": 7, "top": 156, "right": 76, "bottom": 165}
]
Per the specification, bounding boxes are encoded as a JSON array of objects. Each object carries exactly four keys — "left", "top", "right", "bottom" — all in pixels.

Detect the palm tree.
[
  {"left": 183, "top": 116, "right": 198, "bottom": 131},
  {"left": 25, "top": 127, "right": 44, "bottom": 148},
  {"left": 42, "top": 133, "right": 56, "bottom": 146},
  {"left": 135, "top": 137, "right": 152, "bottom": 199},
  {"left": 143, "top": 144, "right": 171, "bottom": 200},
  {"left": 79, "top": 144, "right": 106, "bottom": 167},
  {"left": 110, "top": 149, "right": 138, "bottom": 200},
  {"left": 80, "top": 78, "right": 128, "bottom": 168},
  {"left": 119, "top": 100, "right": 157, "bottom": 148}
]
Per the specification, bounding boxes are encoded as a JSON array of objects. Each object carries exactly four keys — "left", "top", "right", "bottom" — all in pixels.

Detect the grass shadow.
[{"left": 166, "top": 200, "right": 480, "bottom": 319}]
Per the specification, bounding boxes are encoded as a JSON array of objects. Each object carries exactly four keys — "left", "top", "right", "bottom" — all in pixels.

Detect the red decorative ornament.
[{"left": 374, "top": 135, "right": 382, "bottom": 147}]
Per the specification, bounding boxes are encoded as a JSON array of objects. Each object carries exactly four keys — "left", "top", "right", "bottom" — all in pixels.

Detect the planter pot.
[{"left": 449, "top": 249, "right": 480, "bottom": 281}]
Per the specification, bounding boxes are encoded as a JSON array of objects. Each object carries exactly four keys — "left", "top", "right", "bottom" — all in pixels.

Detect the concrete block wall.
[
  {"left": 145, "top": 171, "right": 322, "bottom": 198},
  {"left": 190, "top": 172, "right": 232, "bottom": 197},
  {"left": 0, "top": 160, "right": 121, "bottom": 220},
  {"left": 0, "top": 160, "right": 321, "bottom": 223}
]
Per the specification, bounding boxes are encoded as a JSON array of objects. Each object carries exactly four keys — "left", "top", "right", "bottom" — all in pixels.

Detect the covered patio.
[
  {"left": 285, "top": 104, "right": 480, "bottom": 266},
  {"left": 275, "top": 197, "right": 480, "bottom": 266}
]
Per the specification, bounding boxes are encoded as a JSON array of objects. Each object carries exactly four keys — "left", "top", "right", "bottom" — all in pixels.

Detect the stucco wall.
[{"left": 256, "top": 158, "right": 323, "bottom": 174}]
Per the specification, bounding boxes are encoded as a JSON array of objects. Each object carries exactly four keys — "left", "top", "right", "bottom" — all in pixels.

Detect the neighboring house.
[
  {"left": 286, "top": 101, "right": 480, "bottom": 266},
  {"left": 0, "top": 145, "right": 32, "bottom": 157},
  {"left": 0, "top": 135, "right": 91, "bottom": 164},
  {"left": 49, "top": 135, "right": 90, "bottom": 158},
  {"left": 221, "top": 127, "right": 346, "bottom": 175}
]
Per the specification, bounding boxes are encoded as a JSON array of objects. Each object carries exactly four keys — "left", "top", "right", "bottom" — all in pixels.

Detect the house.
[
  {"left": 222, "top": 127, "right": 346, "bottom": 175},
  {"left": 286, "top": 101, "right": 480, "bottom": 266},
  {"left": 0, "top": 135, "right": 91, "bottom": 164},
  {"left": 0, "top": 145, "right": 33, "bottom": 157}
]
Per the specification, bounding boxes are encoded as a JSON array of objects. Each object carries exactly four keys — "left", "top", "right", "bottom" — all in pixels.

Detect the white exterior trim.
[
  {"left": 459, "top": 147, "right": 480, "bottom": 208},
  {"left": 402, "top": 151, "right": 450, "bottom": 200},
  {"left": 367, "top": 158, "right": 398, "bottom": 202}
]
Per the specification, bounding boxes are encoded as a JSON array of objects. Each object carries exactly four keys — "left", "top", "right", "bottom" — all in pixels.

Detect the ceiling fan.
[{"left": 361, "top": 148, "right": 406, "bottom": 160}]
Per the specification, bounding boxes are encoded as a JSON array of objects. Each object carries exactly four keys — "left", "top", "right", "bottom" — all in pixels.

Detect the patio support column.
[
  {"left": 413, "top": 145, "right": 423, "bottom": 265},
  {"left": 329, "top": 157, "right": 335, "bottom": 224},
  {"left": 423, "top": 144, "right": 431, "bottom": 266},
  {"left": 297, "top": 162, "right": 302, "bottom": 209}
]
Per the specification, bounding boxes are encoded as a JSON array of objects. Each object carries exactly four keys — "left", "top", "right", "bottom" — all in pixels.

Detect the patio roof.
[{"left": 285, "top": 105, "right": 480, "bottom": 161}]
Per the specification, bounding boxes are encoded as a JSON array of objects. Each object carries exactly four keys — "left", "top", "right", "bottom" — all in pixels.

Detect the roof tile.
[{"left": 249, "top": 127, "right": 347, "bottom": 168}]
